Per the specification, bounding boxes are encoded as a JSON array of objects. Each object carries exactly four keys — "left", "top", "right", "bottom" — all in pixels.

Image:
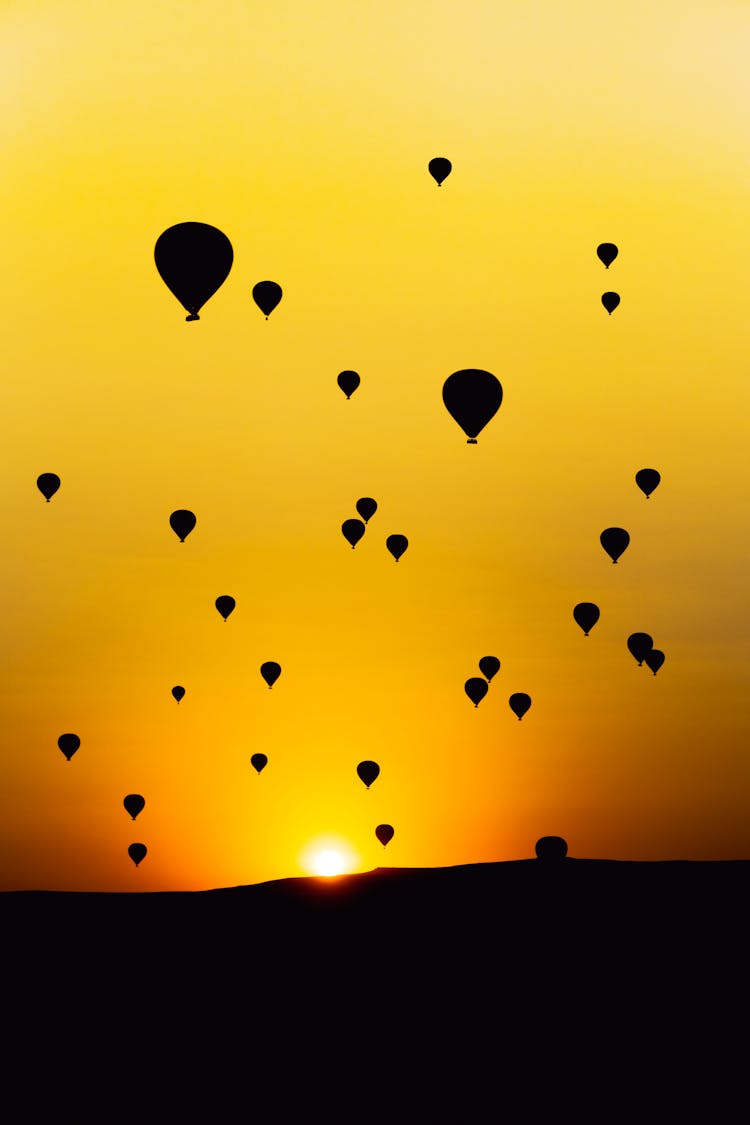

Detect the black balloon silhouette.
[
  {"left": 386, "top": 534, "right": 408, "bottom": 561},
  {"left": 215, "top": 595, "right": 236, "bottom": 621},
  {"left": 128, "top": 843, "right": 147, "bottom": 868},
  {"left": 535, "top": 836, "right": 568, "bottom": 860},
  {"left": 342, "top": 518, "right": 366, "bottom": 548},
  {"left": 171, "top": 685, "right": 185, "bottom": 703},
  {"left": 57, "top": 733, "right": 80, "bottom": 761},
  {"left": 169, "top": 509, "right": 196, "bottom": 542},
  {"left": 428, "top": 157, "right": 452, "bottom": 186},
  {"left": 509, "top": 693, "right": 531, "bottom": 720},
  {"left": 375, "top": 824, "right": 394, "bottom": 847},
  {"left": 356, "top": 498, "right": 377, "bottom": 523},
  {"left": 123, "top": 794, "right": 145, "bottom": 820},
  {"left": 627, "top": 633, "right": 654, "bottom": 666},
  {"left": 478, "top": 656, "right": 500, "bottom": 682},
  {"left": 251, "top": 753, "right": 268, "bottom": 774},
  {"left": 644, "top": 649, "right": 665, "bottom": 675},
  {"left": 357, "top": 761, "right": 380, "bottom": 789},
  {"left": 37, "top": 473, "right": 60, "bottom": 502},
  {"left": 596, "top": 243, "right": 618, "bottom": 268},
  {"left": 635, "top": 468, "right": 661, "bottom": 498},
  {"left": 600, "top": 527, "right": 630, "bottom": 563},
  {"left": 154, "top": 222, "right": 233, "bottom": 321},
  {"left": 601, "top": 292, "right": 620, "bottom": 315},
  {"left": 260, "top": 661, "right": 281, "bottom": 688},
  {"left": 465, "top": 677, "right": 488, "bottom": 707},
  {"left": 573, "top": 603, "right": 600, "bottom": 636},
  {"left": 252, "top": 281, "right": 282, "bottom": 319},
  {"left": 442, "top": 369, "right": 503, "bottom": 443},
  {"left": 337, "top": 370, "right": 360, "bottom": 399}
]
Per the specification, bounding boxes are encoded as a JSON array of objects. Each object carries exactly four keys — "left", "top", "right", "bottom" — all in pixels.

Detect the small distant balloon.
[
  {"left": 169, "top": 509, "right": 196, "bottom": 542},
  {"left": 442, "top": 369, "right": 503, "bottom": 444},
  {"left": 596, "top": 243, "right": 618, "bottom": 268},
  {"left": 573, "top": 603, "right": 600, "bottom": 636},
  {"left": 342, "top": 518, "right": 366, "bottom": 549},
  {"left": 260, "top": 661, "right": 281, "bottom": 688},
  {"left": 171, "top": 685, "right": 185, "bottom": 703},
  {"left": 535, "top": 836, "right": 568, "bottom": 861},
  {"left": 478, "top": 656, "right": 500, "bottom": 682},
  {"left": 154, "top": 221, "right": 233, "bottom": 321},
  {"left": 123, "top": 794, "right": 145, "bottom": 821},
  {"left": 58, "top": 733, "right": 80, "bottom": 761},
  {"left": 627, "top": 633, "right": 654, "bottom": 666},
  {"left": 600, "top": 527, "right": 630, "bottom": 563},
  {"left": 337, "top": 371, "right": 360, "bottom": 399},
  {"left": 128, "top": 843, "right": 147, "bottom": 868},
  {"left": 252, "top": 281, "right": 282, "bottom": 319},
  {"left": 465, "top": 677, "right": 488, "bottom": 707},
  {"left": 644, "top": 649, "right": 665, "bottom": 675},
  {"left": 37, "top": 473, "right": 60, "bottom": 502},
  {"left": 375, "top": 824, "right": 394, "bottom": 848},
  {"left": 215, "top": 595, "right": 236, "bottom": 621},
  {"left": 601, "top": 292, "right": 620, "bottom": 315},
  {"left": 635, "top": 469, "right": 661, "bottom": 498},
  {"left": 357, "top": 761, "right": 380, "bottom": 789},
  {"left": 509, "top": 693, "right": 531, "bottom": 720},
  {"left": 428, "top": 157, "right": 452, "bottom": 186},
  {"left": 251, "top": 753, "right": 268, "bottom": 774},
  {"left": 386, "top": 534, "right": 408, "bottom": 562},
  {"left": 356, "top": 498, "right": 377, "bottom": 523}
]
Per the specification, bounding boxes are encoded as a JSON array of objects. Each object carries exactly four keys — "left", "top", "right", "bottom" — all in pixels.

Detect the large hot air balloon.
[
  {"left": 215, "top": 595, "right": 236, "bottom": 621},
  {"left": 123, "top": 794, "right": 145, "bottom": 820},
  {"left": 342, "top": 519, "right": 366, "bottom": 548},
  {"left": 635, "top": 469, "right": 661, "bottom": 498},
  {"left": 128, "top": 843, "right": 147, "bottom": 868},
  {"left": 601, "top": 292, "right": 620, "bottom": 315},
  {"left": 465, "top": 678, "right": 488, "bottom": 707},
  {"left": 375, "top": 824, "right": 394, "bottom": 847},
  {"left": 573, "top": 603, "right": 600, "bottom": 636},
  {"left": 337, "top": 371, "right": 360, "bottom": 399},
  {"left": 260, "top": 661, "right": 281, "bottom": 688},
  {"left": 509, "top": 693, "right": 531, "bottom": 720},
  {"left": 600, "top": 528, "right": 630, "bottom": 563},
  {"left": 428, "top": 157, "right": 452, "bottom": 186},
  {"left": 58, "top": 733, "right": 80, "bottom": 761},
  {"left": 627, "top": 633, "right": 654, "bottom": 666},
  {"left": 596, "top": 243, "right": 618, "bottom": 268},
  {"left": 252, "top": 281, "right": 282, "bottom": 319},
  {"left": 356, "top": 498, "right": 377, "bottom": 523},
  {"left": 171, "top": 685, "right": 185, "bottom": 703},
  {"left": 169, "top": 510, "right": 196, "bottom": 542},
  {"left": 478, "top": 656, "right": 500, "bottom": 682},
  {"left": 37, "top": 473, "right": 60, "bottom": 502},
  {"left": 251, "top": 753, "right": 268, "bottom": 774},
  {"left": 357, "top": 761, "right": 380, "bottom": 789},
  {"left": 644, "top": 649, "right": 665, "bottom": 675},
  {"left": 535, "top": 836, "right": 568, "bottom": 860},
  {"left": 386, "top": 534, "right": 408, "bottom": 561},
  {"left": 442, "top": 369, "right": 503, "bottom": 444},
  {"left": 154, "top": 222, "right": 233, "bottom": 321}
]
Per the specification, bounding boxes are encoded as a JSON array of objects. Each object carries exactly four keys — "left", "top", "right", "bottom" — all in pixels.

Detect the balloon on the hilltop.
[
  {"left": 442, "top": 369, "right": 503, "bottom": 444},
  {"left": 37, "top": 473, "right": 60, "bottom": 502},
  {"left": 356, "top": 498, "right": 377, "bottom": 523},
  {"left": 601, "top": 292, "right": 620, "bottom": 315},
  {"left": 627, "top": 633, "right": 654, "bottom": 666},
  {"left": 123, "top": 794, "right": 145, "bottom": 821},
  {"left": 600, "top": 527, "right": 630, "bottom": 563},
  {"left": 260, "top": 661, "right": 281, "bottom": 688},
  {"left": 644, "top": 649, "right": 665, "bottom": 675},
  {"left": 251, "top": 753, "right": 268, "bottom": 774},
  {"left": 128, "top": 843, "right": 147, "bottom": 868},
  {"left": 535, "top": 836, "right": 568, "bottom": 860},
  {"left": 337, "top": 371, "right": 360, "bottom": 399},
  {"left": 171, "top": 685, "right": 185, "bottom": 703},
  {"left": 478, "top": 656, "right": 500, "bottom": 682},
  {"left": 509, "top": 693, "right": 531, "bottom": 720},
  {"left": 342, "top": 518, "right": 366, "bottom": 549},
  {"left": 154, "top": 222, "right": 233, "bottom": 321},
  {"left": 375, "top": 824, "right": 394, "bottom": 847},
  {"left": 215, "top": 595, "right": 236, "bottom": 621},
  {"left": 465, "top": 677, "right": 488, "bottom": 707},
  {"left": 169, "top": 509, "right": 196, "bottom": 542},
  {"left": 573, "top": 603, "right": 600, "bottom": 636},
  {"left": 635, "top": 469, "right": 661, "bottom": 498},
  {"left": 428, "top": 157, "right": 452, "bottom": 186},
  {"left": 252, "top": 281, "right": 282, "bottom": 319},
  {"left": 596, "top": 243, "right": 618, "bottom": 268},
  {"left": 357, "top": 761, "right": 380, "bottom": 789},
  {"left": 58, "top": 733, "right": 80, "bottom": 761},
  {"left": 386, "top": 534, "right": 408, "bottom": 561}
]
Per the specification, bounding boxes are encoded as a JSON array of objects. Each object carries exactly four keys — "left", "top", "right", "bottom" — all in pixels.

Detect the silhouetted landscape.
[{"left": 3, "top": 860, "right": 747, "bottom": 1122}]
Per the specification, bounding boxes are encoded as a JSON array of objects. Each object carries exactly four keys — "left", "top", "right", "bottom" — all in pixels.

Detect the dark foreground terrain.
[{"left": 2, "top": 860, "right": 748, "bottom": 1123}]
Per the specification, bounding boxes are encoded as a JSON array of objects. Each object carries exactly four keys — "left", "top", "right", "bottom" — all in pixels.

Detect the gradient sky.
[{"left": 2, "top": 0, "right": 749, "bottom": 890}]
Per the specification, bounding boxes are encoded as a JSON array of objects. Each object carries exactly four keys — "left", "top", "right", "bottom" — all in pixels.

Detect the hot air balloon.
[
  {"left": 596, "top": 243, "right": 618, "bottom": 268},
  {"left": 356, "top": 498, "right": 377, "bottom": 523},
  {"left": 478, "top": 656, "right": 500, "bottom": 682},
  {"left": 37, "top": 473, "right": 60, "bottom": 502},
  {"left": 509, "top": 693, "right": 531, "bottom": 720},
  {"left": 337, "top": 371, "right": 360, "bottom": 399},
  {"left": 573, "top": 603, "right": 600, "bottom": 636},
  {"left": 386, "top": 534, "right": 408, "bottom": 561},
  {"left": 171, "top": 685, "right": 185, "bottom": 703},
  {"left": 169, "top": 509, "right": 196, "bottom": 542},
  {"left": 251, "top": 753, "right": 268, "bottom": 774},
  {"left": 357, "top": 761, "right": 380, "bottom": 789},
  {"left": 342, "top": 518, "right": 366, "bottom": 548},
  {"left": 252, "top": 281, "right": 282, "bottom": 319},
  {"left": 260, "top": 661, "right": 281, "bottom": 688},
  {"left": 635, "top": 469, "right": 661, "bottom": 498},
  {"left": 535, "top": 836, "right": 568, "bottom": 860},
  {"left": 465, "top": 678, "right": 488, "bottom": 707},
  {"left": 601, "top": 292, "right": 620, "bottom": 315},
  {"left": 428, "top": 157, "right": 452, "bottom": 186},
  {"left": 154, "top": 222, "right": 233, "bottom": 321},
  {"left": 128, "top": 843, "right": 147, "bottom": 868},
  {"left": 215, "top": 595, "right": 236, "bottom": 621},
  {"left": 375, "top": 824, "right": 394, "bottom": 847},
  {"left": 644, "top": 649, "right": 665, "bottom": 675},
  {"left": 58, "top": 733, "right": 80, "bottom": 761},
  {"left": 627, "top": 633, "right": 654, "bottom": 666},
  {"left": 123, "top": 794, "right": 145, "bottom": 820},
  {"left": 442, "top": 369, "right": 503, "bottom": 444},
  {"left": 600, "top": 527, "right": 630, "bottom": 563}
]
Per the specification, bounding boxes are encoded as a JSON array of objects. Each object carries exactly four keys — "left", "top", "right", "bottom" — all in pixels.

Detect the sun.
[
  {"left": 301, "top": 836, "right": 360, "bottom": 878},
  {"left": 313, "top": 850, "right": 345, "bottom": 877}
]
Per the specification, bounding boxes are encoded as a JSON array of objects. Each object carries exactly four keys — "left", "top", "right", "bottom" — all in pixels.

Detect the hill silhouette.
[{"left": 2, "top": 860, "right": 747, "bottom": 1123}]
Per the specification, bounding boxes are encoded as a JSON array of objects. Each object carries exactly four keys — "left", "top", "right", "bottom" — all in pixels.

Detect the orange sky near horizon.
[{"left": 1, "top": 0, "right": 749, "bottom": 890}]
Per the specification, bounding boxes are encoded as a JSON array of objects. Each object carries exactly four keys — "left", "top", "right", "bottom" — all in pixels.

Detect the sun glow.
[
  {"left": 314, "top": 850, "right": 344, "bottom": 877},
  {"left": 301, "top": 837, "right": 360, "bottom": 878}
]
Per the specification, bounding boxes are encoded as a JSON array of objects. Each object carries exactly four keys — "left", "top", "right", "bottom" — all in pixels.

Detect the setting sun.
[
  {"left": 301, "top": 837, "right": 359, "bottom": 878},
  {"left": 314, "top": 850, "right": 344, "bottom": 877}
]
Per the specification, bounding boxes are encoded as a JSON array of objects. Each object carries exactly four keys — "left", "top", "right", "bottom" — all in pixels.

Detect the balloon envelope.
[
  {"left": 337, "top": 370, "right": 360, "bottom": 399},
  {"left": 601, "top": 291, "right": 620, "bottom": 314},
  {"left": 635, "top": 468, "right": 661, "bottom": 498},
  {"left": 342, "top": 518, "right": 366, "bottom": 548},
  {"left": 596, "top": 243, "right": 618, "bottom": 268},
  {"left": 154, "top": 222, "right": 233, "bottom": 320},
  {"left": 356, "top": 497, "right": 377, "bottom": 523},
  {"left": 58, "top": 733, "right": 80, "bottom": 761},
  {"left": 260, "top": 661, "right": 281, "bottom": 688},
  {"left": 252, "top": 281, "right": 282, "bottom": 318},
  {"left": 442, "top": 369, "right": 503, "bottom": 443},
  {"left": 251, "top": 753, "right": 268, "bottom": 774},
  {"left": 171, "top": 685, "right": 185, "bottom": 703},
  {"left": 465, "top": 677, "right": 488, "bottom": 707},
  {"left": 375, "top": 824, "right": 394, "bottom": 847},
  {"left": 215, "top": 595, "right": 236, "bottom": 620},
  {"left": 169, "top": 509, "right": 196, "bottom": 542},
  {"left": 600, "top": 527, "right": 630, "bottom": 563},
  {"left": 535, "top": 836, "right": 568, "bottom": 860},
  {"left": 428, "top": 157, "right": 452, "bottom": 185},
  {"left": 627, "top": 633, "right": 654, "bottom": 665},
  {"left": 128, "top": 843, "right": 147, "bottom": 868},
  {"left": 644, "top": 649, "right": 665, "bottom": 675},
  {"left": 386, "top": 534, "right": 408, "bottom": 561},
  {"left": 573, "top": 603, "right": 600, "bottom": 636},
  {"left": 37, "top": 473, "right": 60, "bottom": 501},
  {"left": 357, "top": 760, "right": 380, "bottom": 788},
  {"left": 123, "top": 794, "right": 145, "bottom": 820},
  {"left": 478, "top": 656, "right": 500, "bottom": 682},
  {"left": 509, "top": 693, "right": 531, "bottom": 720}
]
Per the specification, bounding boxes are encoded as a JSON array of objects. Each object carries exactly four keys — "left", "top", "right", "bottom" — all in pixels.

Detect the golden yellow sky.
[{"left": 2, "top": 0, "right": 749, "bottom": 889}]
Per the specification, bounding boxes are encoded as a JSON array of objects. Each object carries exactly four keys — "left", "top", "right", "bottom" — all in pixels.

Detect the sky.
[{"left": 1, "top": 0, "right": 749, "bottom": 890}]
